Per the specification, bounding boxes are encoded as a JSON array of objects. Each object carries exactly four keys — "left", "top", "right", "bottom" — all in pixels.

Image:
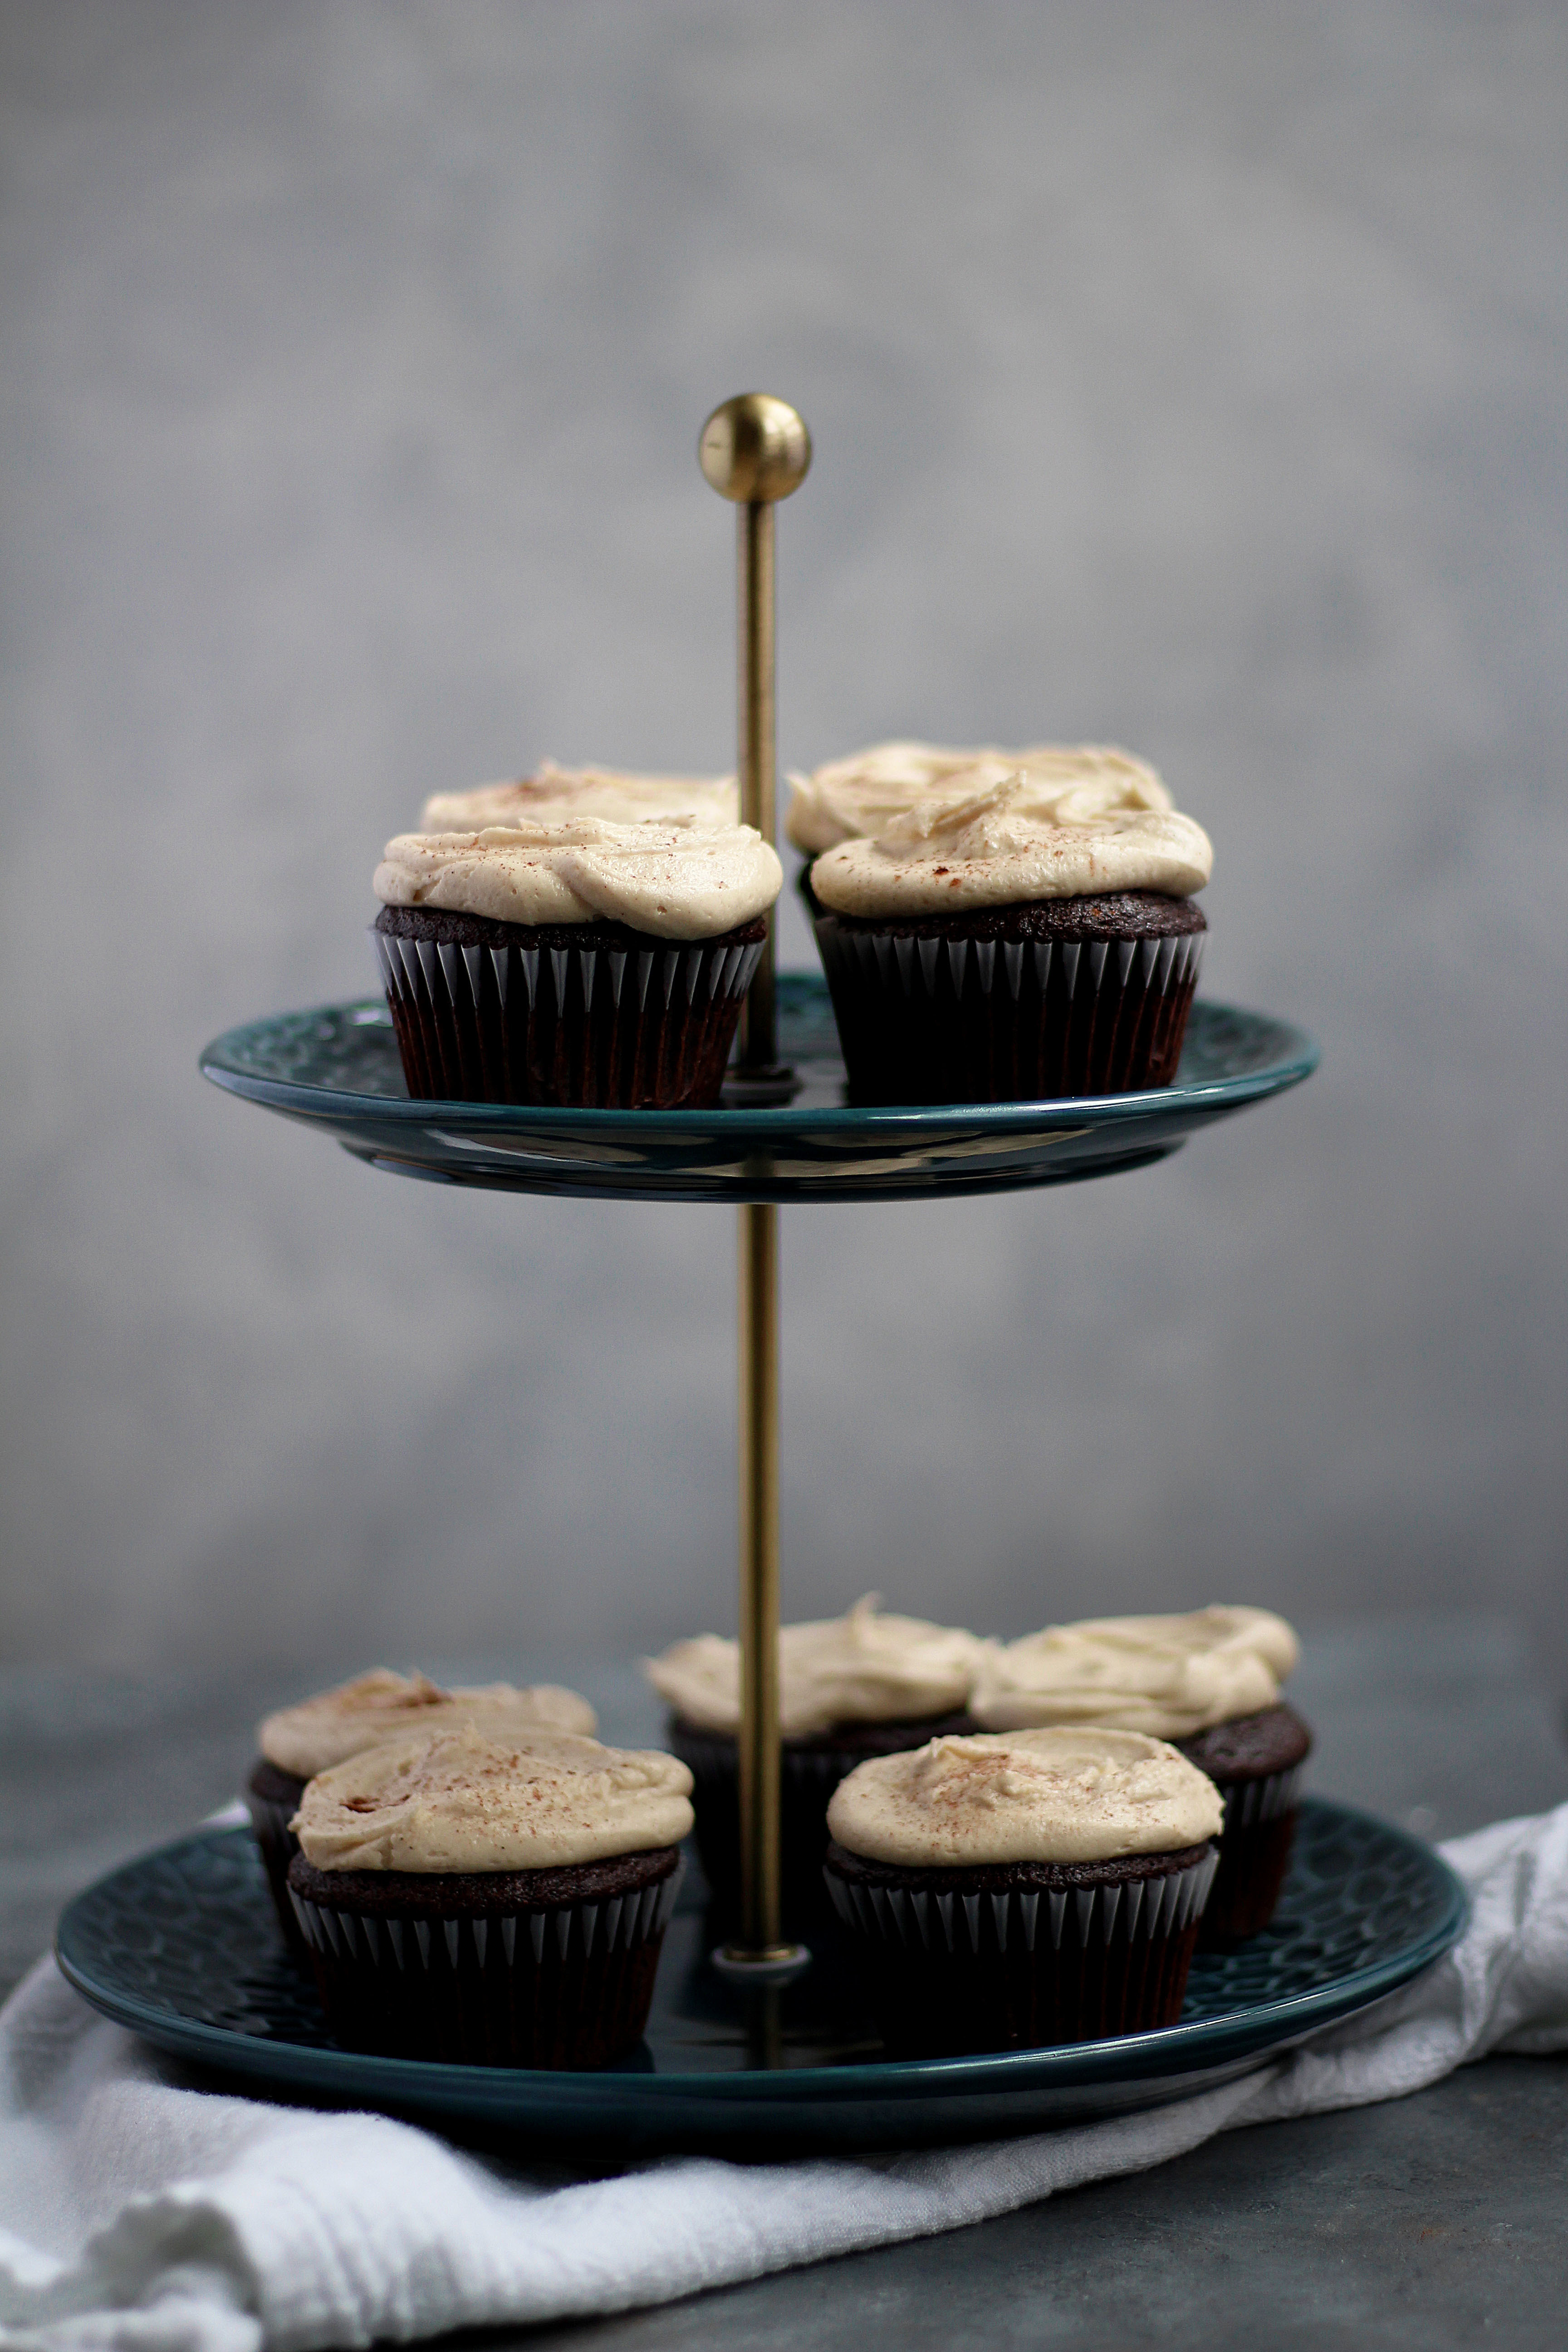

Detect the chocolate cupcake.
[
  {"left": 1170, "top": 1701, "right": 1312, "bottom": 1942},
  {"left": 823, "top": 1727, "right": 1222, "bottom": 2055},
  {"left": 643, "top": 1595, "right": 988, "bottom": 1934},
  {"left": 287, "top": 1723, "right": 692, "bottom": 2068},
  {"left": 792, "top": 742, "right": 1210, "bottom": 1104},
  {"left": 969, "top": 1607, "right": 1311, "bottom": 1944},
  {"left": 245, "top": 1669, "right": 597, "bottom": 1960},
  {"left": 371, "top": 802, "right": 782, "bottom": 1109}
]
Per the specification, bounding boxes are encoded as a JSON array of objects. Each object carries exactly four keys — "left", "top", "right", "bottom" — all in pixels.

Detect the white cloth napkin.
[{"left": 2, "top": 1803, "right": 1566, "bottom": 2352}]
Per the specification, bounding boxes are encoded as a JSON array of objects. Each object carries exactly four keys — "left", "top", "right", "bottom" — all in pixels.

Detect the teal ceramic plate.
[
  {"left": 198, "top": 977, "right": 1318, "bottom": 1203},
  {"left": 57, "top": 1799, "right": 1461, "bottom": 2153}
]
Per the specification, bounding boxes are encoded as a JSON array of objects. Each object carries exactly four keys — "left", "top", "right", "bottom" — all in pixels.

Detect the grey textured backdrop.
[{"left": 3, "top": 0, "right": 1564, "bottom": 1683}]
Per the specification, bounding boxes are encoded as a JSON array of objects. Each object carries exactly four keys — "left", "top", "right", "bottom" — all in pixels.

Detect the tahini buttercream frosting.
[
  {"left": 421, "top": 763, "right": 739, "bottom": 833},
  {"left": 373, "top": 814, "right": 782, "bottom": 939},
  {"left": 825, "top": 1726, "right": 1223, "bottom": 1867},
  {"left": 259, "top": 1668, "right": 598, "bottom": 1782},
  {"left": 968, "top": 1607, "right": 1300, "bottom": 1741},
  {"left": 644, "top": 1594, "right": 987, "bottom": 1739},
  {"left": 788, "top": 741, "right": 1179, "bottom": 852},
  {"left": 291, "top": 1723, "right": 695, "bottom": 1872},
  {"left": 808, "top": 762, "right": 1212, "bottom": 920}
]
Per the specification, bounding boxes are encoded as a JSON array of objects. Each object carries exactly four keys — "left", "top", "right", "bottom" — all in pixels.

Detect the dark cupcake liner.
[
  {"left": 668, "top": 1712, "right": 975, "bottom": 1934},
  {"left": 823, "top": 1841, "right": 1218, "bottom": 2054},
  {"left": 288, "top": 1849, "right": 684, "bottom": 2068},
  {"left": 244, "top": 1756, "right": 309, "bottom": 1963},
  {"left": 811, "top": 903, "right": 1204, "bottom": 1103},
  {"left": 825, "top": 1842, "right": 1219, "bottom": 1957},
  {"left": 372, "top": 913, "right": 764, "bottom": 1109},
  {"left": 1174, "top": 1704, "right": 1313, "bottom": 1944},
  {"left": 1195, "top": 1764, "right": 1303, "bottom": 1946}
]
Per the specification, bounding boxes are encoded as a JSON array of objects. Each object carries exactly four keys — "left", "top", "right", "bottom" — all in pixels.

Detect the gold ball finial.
[{"left": 698, "top": 393, "right": 812, "bottom": 504}]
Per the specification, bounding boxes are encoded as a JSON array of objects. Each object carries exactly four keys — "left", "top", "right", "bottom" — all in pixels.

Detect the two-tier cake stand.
[{"left": 55, "top": 398, "right": 1465, "bottom": 2151}]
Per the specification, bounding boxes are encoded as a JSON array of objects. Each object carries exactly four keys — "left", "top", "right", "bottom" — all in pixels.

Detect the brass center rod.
[
  {"left": 698, "top": 393, "right": 810, "bottom": 1977},
  {"left": 737, "top": 498, "right": 775, "bottom": 1072},
  {"left": 735, "top": 1197, "right": 784, "bottom": 1956},
  {"left": 733, "top": 493, "right": 787, "bottom": 1959}
]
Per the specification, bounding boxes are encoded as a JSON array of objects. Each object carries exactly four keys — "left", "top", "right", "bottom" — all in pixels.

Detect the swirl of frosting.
[
  {"left": 259, "top": 1668, "right": 598, "bottom": 1781},
  {"left": 788, "top": 741, "right": 1177, "bottom": 855},
  {"left": 421, "top": 762, "right": 739, "bottom": 833},
  {"left": 375, "top": 813, "right": 781, "bottom": 941},
  {"left": 809, "top": 766, "right": 1211, "bottom": 920},
  {"left": 644, "top": 1594, "right": 988, "bottom": 1739},
  {"left": 826, "top": 1726, "right": 1223, "bottom": 1867},
  {"left": 968, "top": 1607, "right": 1300, "bottom": 1740},
  {"left": 291, "top": 1722, "right": 694, "bottom": 1872}
]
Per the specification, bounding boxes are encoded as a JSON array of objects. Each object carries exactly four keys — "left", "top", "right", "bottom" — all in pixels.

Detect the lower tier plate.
[
  {"left": 198, "top": 978, "right": 1318, "bottom": 1203},
  {"left": 56, "top": 1798, "right": 1462, "bottom": 2153}
]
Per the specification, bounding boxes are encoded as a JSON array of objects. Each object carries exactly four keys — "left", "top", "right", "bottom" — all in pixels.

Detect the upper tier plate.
[{"left": 200, "top": 975, "right": 1318, "bottom": 1204}]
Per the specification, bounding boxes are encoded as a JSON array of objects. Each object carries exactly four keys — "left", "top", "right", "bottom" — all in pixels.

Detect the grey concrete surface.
[
  {"left": 5, "top": 1621, "right": 1564, "bottom": 2348},
  {"left": 2, "top": 2, "right": 1566, "bottom": 1676},
  {"left": 516, "top": 2063, "right": 1568, "bottom": 2350}
]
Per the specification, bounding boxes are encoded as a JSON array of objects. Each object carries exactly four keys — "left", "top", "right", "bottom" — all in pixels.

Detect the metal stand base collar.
[
  {"left": 711, "top": 1941, "right": 813, "bottom": 1986},
  {"left": 721, "top": 1062, "right": 801, "bottom": 1107}
]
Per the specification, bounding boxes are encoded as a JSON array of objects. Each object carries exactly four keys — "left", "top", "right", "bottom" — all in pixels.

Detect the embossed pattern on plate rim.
[{"left": 54, "top": 1798, "right": 1464, "bottom": 2148}]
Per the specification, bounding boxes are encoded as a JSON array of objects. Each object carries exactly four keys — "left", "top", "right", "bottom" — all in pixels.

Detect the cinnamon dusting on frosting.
[
  {"left": 826, "top": 1726, "right": 1222, "bottom": 1867},
  {"left": 421, "top": 763, "right": 739, "bottom": 833},
  {"left": 788, "top": 741, "right": 1176, "bottom": 855},
  {"left": 259, "top": 1668, "right": 597, "bottom": 1781},
  {"left": 373, "top": 814, "right": 782, "bottom": 939},
  {"left": 291, "top": 1723, "right": 694, "bottom": 1872},
  {"left": 787, "top": 740, "right": 1210, "bottom": 915}
]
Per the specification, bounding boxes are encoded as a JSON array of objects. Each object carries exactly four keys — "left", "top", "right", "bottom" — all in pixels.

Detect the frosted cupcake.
[
  {"left": 421, "top": 761, "right": 739, "bottom": 833},
  {"left": 246, "top": 1669, "right": 597, "bottom": 1956},
  {"left": 287, "top": 1723, "right": 692, "bottom": 2067},
  {"left": 372, "top": 803, "right": 781, "bottom": 1108},
  {"left": 823, "top": 1727, "right": 1222, "bottom": 2054},
  {"left": 644, "top": 1595, "right": 987, "bottom": 1931},
  {"left": 794, "top": 742, "right": 1210, "bottom": 1103},
  {"left": 969, "top": 1607, "right": 1310, "bottom": 1943}
]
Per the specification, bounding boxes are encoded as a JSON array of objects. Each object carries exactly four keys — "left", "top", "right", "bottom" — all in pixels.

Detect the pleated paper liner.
[
  {"left": 372, "top": 907, "right": 765, "bottom": 1109},
  {"left": 823, "top": 1838, "right": 1219, "bottom": 2054},
  {"left": 243, "top": 1758, "right": 309, "bottom": 1964},
  {"left": 287, "top": 1848, "right": 684, "bottom": 2068},
  {"left": 812, "top": 897, "right": 1205, "bottom": 1104},
  {"left": 1173, "top": 1704, "right": 1314, "bottom": 1945},
  {"left": 1196, "top": 1764, "right": 1305, "bottom": 1946}
]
